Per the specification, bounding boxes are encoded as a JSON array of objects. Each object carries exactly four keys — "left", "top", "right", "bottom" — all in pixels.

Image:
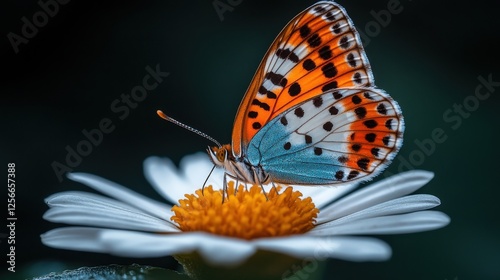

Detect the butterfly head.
[{"left": 207, "top": 144, "right": 233, "bottom": 167}]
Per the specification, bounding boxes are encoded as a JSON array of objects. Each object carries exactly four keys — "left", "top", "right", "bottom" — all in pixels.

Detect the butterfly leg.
[
  {"left": 222, "top": 173, "right": 230, "bottom": 203},
  {"left": 201, "top": 164, "right": 217, "bottom": 196},
  {"left": 260, "top": 181, "right": 269, "bottom": 201},
  {"left": 249, "top": 166, "right": 270, "bottom": 200},
  {"left": 234, "top": 177, "right": 240, "bottom": 197},
  {"left": 270, "top": 181, "right": 279, "bottom": 196}
]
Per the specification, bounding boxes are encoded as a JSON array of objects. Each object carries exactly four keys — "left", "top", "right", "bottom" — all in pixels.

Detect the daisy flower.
[{"left": 41, "top": 152, "right": 449, "bottom": 279}]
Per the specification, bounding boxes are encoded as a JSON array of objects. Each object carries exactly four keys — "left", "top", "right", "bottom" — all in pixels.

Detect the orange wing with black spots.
[{"left": 232, "top": 1, "right": 374, "bottom": 157}]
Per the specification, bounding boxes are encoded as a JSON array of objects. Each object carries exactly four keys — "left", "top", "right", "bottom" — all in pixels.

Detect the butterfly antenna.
[{"left": 156, "top": 110, "right": 222, "bottom": 148}]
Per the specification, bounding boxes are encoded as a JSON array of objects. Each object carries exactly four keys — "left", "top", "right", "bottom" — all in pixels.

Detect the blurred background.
[{"left": 1, "top": 0, "right": 499, "bottom": 279}]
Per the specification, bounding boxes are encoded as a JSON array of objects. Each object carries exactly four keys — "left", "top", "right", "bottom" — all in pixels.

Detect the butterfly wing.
[
  {"left": 232, "top": 1, "right": 374, "bottom": 157},
  {"left": 246, "top": 88, "right": 404, "bottom": 185}
]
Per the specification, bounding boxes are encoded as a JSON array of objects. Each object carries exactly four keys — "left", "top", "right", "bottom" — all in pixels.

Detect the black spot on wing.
[
  {"left": 308, "top": 34, "right": 322, "bottom": 48},
  {"left": 300, "top": 25, "right": 311, "bottom": 38},
  {"left": 318, "top": 45, "right": 332, "bottom": 60},
  {"left": 354, "top": 107, "right": 367, "bottom": 119},
  {"left": 313, "top": 96, "right": 323, "bottom": 107},
  {"left": 265, "top": 72, "right": 287, "bottom": 87},
  {"left": 347, "top": 170, "right": 359, "bottom": 180},
  {"left": 276, "top": 48, "right": 299, "bottom": 63},
  {"left": 322, "top": 81, "right": 338, "bottom": 92},
  {"left": 252, "top": 99, "right": 270, "bottom": 111},
  {"left": 294, "top": 107, "right": 304, "bottom": 118},
  {"left": 321, "top": 63, "right": 338, "bottom": 78},
  {"left": 303, "top": 59, "right": 316, "bottom": 71},
  {"left": 365, "top": 133, "right": 376, "bottom": 142},
  {"left": 288, "top": 82, "right": 301, "bottom": 96},
  {"left": 335, "top": 170, "right": 344, "bottom": 180}
]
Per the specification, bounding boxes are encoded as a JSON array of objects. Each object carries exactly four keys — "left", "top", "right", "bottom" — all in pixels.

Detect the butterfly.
[{"left": 160, "top": 1, "right": 403, "bottom": 188}]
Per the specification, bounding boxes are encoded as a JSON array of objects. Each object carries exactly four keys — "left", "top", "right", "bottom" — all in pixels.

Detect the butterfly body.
[
  {"left": 207, "top": 1, "right": 404, "bottom": 187},
  {"left": 208, "top": 144, "right": 269, "bottom": 184}
]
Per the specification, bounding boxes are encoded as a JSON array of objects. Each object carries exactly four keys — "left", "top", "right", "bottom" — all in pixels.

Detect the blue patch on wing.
[{"left": 246, "top": 114, "right": 343, "bottom": 185}]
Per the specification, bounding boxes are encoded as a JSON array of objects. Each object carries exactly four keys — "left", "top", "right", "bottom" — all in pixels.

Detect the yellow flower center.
[{"left": 171, "top": 182, "right": 319, "bottom": 240}]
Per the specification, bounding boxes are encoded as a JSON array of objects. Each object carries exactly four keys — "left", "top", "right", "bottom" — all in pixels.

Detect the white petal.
[
  {"left": 317, "top": 170, "right": 434, "bottom": 222},
  {"left": 41, "top": 227, "right": 111, "bottom": 253},
  {"left": 67, "top": 173, "right": 171, "bottom": 221},
  {"left": 143, "top": 156, "right": 188, "bottom": 204},
  {"left": 43, "top": 191, "right": 178, "bottom": 232},
  {"left": 311, "top": 211, "right": 450, "bottom": 235},
  {"left": 253, "top": 235, "right": 391, "bottom": 262},
  {"left": 186, "top": 233, "right": 256, "bottom": 266},
  {"left": 316, "top": 194, "right": 440, "bottom": 225},
  {"left": 42, "top": 227, "right": 196, "bottom": 257},
  {"left": 180, "top": 152, "right": 225, "bottom": 191},
  {"left": 101, "top": 231, "right": 256, "bottom": 266},
  {"left": 292, "top": 183, "right": 358, "bottom": 209},
  {"left": 42, "top": 228, "right": 391, "bottom": 263}
]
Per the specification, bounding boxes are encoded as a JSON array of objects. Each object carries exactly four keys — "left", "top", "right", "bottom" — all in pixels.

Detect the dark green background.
[{"left": 1, "top": 0, "right": 499, "bottom": 279}]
